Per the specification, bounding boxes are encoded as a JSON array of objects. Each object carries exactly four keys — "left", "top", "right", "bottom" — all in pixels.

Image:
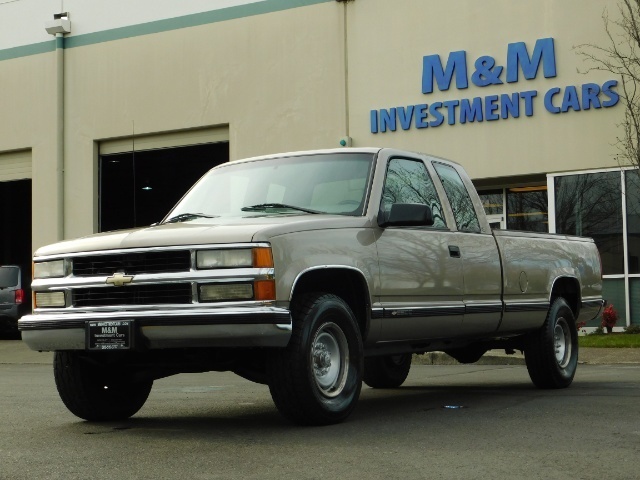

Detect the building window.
[
  {"left": 554, "top": 171, "right": 623, "bottom": 275},
  {"left": 506, "top": 186, "right": 548, "bottom": 232},
  {"left": 478, "top": 187, "right": 549, "bottom": 232},
  {"left": 99, "top": 142, "right": 228, "bottom": 231},
  {"left": 625, "top": 171, "right": 640, "bottom": 274},
  {"left": 479, "top": 189, "right": 503, "bottom": 215}
]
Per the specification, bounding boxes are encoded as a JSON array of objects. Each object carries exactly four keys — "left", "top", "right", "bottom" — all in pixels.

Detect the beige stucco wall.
[
  {"left": 0, "top": 52, "right": 60, "bottom": 252},
  {"left": 0, "top": 0, "right": 629, "bottom": 250},
  {"left": 347, "top": 0, "right": 624, "bottom": 180}
]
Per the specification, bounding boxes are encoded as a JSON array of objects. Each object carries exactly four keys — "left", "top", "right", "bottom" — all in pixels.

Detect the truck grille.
[
  {"left": 73, "top": 283, "right": 193, "bottom": 307},
  {"left": 72, "top": 251, "right": 191, "bottom": 276}
]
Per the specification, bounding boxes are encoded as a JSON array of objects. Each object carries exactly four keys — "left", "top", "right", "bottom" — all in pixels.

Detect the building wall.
[
  {"left": 0, "top": 0, "right": 627, "bottom": 251},
  {"left": 348, "top": 0, "right": 623, "bottom": 180}
]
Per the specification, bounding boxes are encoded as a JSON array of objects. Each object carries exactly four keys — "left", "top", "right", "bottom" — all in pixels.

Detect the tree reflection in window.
[
  {"left": 380, "top": 158, "right": 446, "bottom": 228},
  {"left": 626, "top": 170, "right": 640, "bottom": 274},
  {"left": 433, "top": 162, "right": 481, "bottom": 233},
  {"left": 507, "top": 187, "right": 548, "bottom": 232},
  {"left": 555, "top": 171, "right": 623, "bottom": 275}
]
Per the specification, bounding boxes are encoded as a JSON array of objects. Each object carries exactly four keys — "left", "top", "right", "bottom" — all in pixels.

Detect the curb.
[{"left": 414, "top": 348, "right": 640, "bottom": 366}]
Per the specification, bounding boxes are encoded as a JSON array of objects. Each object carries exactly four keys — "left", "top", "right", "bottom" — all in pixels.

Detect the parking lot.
[{"left": 1, "top": 340, "right": 639, "bottom": 480}]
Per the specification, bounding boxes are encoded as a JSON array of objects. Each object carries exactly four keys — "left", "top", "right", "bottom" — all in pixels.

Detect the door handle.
[{"left": 448, "top": 245, "right": 461, "bottom": 258}]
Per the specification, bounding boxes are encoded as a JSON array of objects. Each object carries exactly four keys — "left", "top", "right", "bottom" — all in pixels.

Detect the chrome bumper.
[{"left": 18, "top": 306, "right": 292, "bottom": 351}]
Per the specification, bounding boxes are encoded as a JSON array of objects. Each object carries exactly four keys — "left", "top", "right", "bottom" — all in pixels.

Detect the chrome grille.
[
  {"left": 72, "top": 251, "right": 191, "bottom": 276},
  {"left": 73, "top": 283, "right": 193, "bottom": 307}
]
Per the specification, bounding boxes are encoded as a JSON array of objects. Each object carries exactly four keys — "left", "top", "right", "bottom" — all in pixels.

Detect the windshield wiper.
[
  {"left": 241, "top": 203, "right": 320, "bottom": 214},
  {"left": 163, "top": 212, "right": 217, "bottom": 224}
]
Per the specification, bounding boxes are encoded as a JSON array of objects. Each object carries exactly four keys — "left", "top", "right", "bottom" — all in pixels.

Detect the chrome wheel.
[
  {"left": 554, "top": 316, "right": 571, "bottom": 368},
  {"left": 525, "top": 297, "right": 578, "bottom": 389},
  {"left": 267, "top": 293, "right": 363, "bottom": 425},
  {"left": 311, "top": 322, "right": 349, "bottom": 398}
]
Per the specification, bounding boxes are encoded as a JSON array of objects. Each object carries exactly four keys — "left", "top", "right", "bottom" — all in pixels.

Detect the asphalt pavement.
[{"left": 1, "top": 339, "right": 638, "bottom": 365}]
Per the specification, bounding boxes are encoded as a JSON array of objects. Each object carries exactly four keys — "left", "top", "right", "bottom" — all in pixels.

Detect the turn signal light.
[
  {"left": 252, "top": 247, "right": 274, "bottom": 268},
  {"left": 254, "top": 280, "right": 276, "bottom": 301}
]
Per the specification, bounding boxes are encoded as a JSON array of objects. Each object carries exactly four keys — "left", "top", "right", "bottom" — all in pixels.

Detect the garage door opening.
[
  {"left": 99, "top": 142, "right": 229, "bottom": 232},
  {"left": 0, "top": 179, "right": 32, "bottom": 301}
]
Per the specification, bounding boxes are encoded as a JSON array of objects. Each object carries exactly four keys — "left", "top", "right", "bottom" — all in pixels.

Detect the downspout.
[
  {"left": 337, "top": 0, "right": 353, "bottom": 147},
  {"left": 343, "top": 1, "right": 350, "bottom": 141},
  {"left": 55, "top": 32, "right": 65, "bottom": 240},
  {"left": 45, "top": 12, "right": 71, "bottom": 240}
]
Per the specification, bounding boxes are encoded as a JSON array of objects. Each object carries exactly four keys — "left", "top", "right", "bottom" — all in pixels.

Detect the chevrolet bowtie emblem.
[{"left": 106, "top": 272, "right": 134, "bottom": 287}]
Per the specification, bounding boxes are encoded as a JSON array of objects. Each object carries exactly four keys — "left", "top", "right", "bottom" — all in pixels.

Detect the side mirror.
[{"left": 378, "top": 203, "right": 434, "bottom": 228}]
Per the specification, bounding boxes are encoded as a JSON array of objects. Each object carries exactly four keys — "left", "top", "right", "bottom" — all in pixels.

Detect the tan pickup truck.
[{"left": 19, "top": 148, "right": 604, "bottom": 425}]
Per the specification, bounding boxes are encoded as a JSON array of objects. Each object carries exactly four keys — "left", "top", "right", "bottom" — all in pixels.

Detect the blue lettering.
[
  {"left": 561, "top": 86, "right": 581, "bottom": 112},
  {"left": 370, "top": 110, "right": 378, "bottom": 133},
  {"left": 460, "top": 97, "right": 484, "bottom": 123},
  {"left": 415, "top": 104, "right": 429, "bottom": 128},
  {"left": 429, "top": 102, "right": 444, "bottom": 127},
  {"left": 602, "top": 80, "right": 620, "bottom": 107},
  {"left": 380, "top": 108, "right": 397, "bottom": 132},
  {"left": 398, "top": 106, "right": 414, "bottom": 130},
  {"left": 506, "top": 38, "right": 557, "bottom": 83},
  {"left": 485, "top": 95, "right": 500, "bottom": 121},
  {"left": 501, "top": 93, "right": 520, "bottom": 118},
  {"left": 471, "top": 56, "right": 504, "bottom": 87},
  {"left": 581, "top": 83, "right": 601, "bottom": 110},
  {"left": 520, "top": 90, "right": 537, "bottom": 116},
  {"left": 443, "top": 100, "right": 460, "bottom": 125},
  {"left": 544, "top": 87, "right": 561, "bottom": 114},
  {"left": 422, "top": 51, "right": 468, "bottom": 94}
]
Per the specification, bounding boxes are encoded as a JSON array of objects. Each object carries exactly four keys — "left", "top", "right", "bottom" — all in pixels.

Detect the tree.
[{"left": 575, "top": 0, "right": 640, "bottom": 168}]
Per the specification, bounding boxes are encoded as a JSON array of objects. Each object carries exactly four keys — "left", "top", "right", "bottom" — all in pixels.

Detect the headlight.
[
  {"left": 196, "top": 247, "right": 273, "bottom": 269},
  {"left": 33, "top": 260, "right": 66, "bottom": 279}
]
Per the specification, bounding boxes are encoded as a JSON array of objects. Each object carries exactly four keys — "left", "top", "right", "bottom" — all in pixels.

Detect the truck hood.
[{"left": 34, "top": 214, "right": 373, "bottom": 257}]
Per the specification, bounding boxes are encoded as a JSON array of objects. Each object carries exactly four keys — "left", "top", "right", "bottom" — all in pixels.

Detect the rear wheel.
[
  {"left": 54, "top": 351, "right": 152, "bottom": 421},
  {"left": 525, "top": 297, "right": 578, "bottom": 389},
  {"left": 268, "top": 293, "right": 363, "bottom": 425},
  {"left": 445, "top": 346, "right": 487, "bottom": 364},
  {"left": 363, "top": 354, "right": 412, "bottom": 388}
]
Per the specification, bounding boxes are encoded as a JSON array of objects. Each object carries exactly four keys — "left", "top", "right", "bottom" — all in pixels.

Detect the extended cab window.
[
  {"left": 433, "top": 162, "right": 481, "bottom": 233},
  {"left": 380, "top": 158, "right": 446, "bottom": 228}
]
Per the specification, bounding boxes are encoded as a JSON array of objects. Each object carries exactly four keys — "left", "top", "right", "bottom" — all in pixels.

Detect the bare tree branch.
[{"left": 575, "top": 1, "right": 640, "bottom": 169}]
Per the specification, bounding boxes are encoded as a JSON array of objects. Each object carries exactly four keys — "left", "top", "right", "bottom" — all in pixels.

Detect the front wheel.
[
  {"left": 54, "top": 351, "right": 153, "bottom": 421},
  {"left": 268, "top": 293, "right": 363, "bottom": 425},
  {"left": 525, "top": 297, "right": 578, "bottom": 389}
]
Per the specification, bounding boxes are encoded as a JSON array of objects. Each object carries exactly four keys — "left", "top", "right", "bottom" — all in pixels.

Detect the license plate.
[{"left": 87, "top": 320, "right": 132, "bottom": 350}]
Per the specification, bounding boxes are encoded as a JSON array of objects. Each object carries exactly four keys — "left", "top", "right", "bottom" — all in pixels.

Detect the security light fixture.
[{"left": 45, "top": 12, "right": 71, "bottom": 35}]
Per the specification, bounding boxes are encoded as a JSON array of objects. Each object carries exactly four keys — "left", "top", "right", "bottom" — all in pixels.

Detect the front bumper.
[{"left": 18, "top": 306, "right": 292, "bottom": 351}]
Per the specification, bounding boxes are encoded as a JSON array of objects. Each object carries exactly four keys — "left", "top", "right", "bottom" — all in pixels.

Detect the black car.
[{"left": 0, "top": 265, "right": 27, "bottom": 335}]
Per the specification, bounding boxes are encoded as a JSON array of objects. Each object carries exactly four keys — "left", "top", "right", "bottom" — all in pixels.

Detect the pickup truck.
[{"left": 19, "top": 148, "right": 604, "bottom": 425}]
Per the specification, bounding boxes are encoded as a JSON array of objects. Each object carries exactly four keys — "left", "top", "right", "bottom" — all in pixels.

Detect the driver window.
[{"left": 380, "top": 158, "right": 446, "bottom": 228}]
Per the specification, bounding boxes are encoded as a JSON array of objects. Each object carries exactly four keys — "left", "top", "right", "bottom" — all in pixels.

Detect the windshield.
[
  {"left": 0, "top": 266, "right": 19, "bottom": 288},
  {"left": 164, "top": 152, "right": 374, "bottom": 221}
]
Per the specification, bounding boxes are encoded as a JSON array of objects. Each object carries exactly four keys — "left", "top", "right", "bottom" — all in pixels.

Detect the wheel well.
[
  {"left": 291, "top": 268, "right": 370, "bottom": 339},
  {"left": 551, "top": 277, "right": 580, "bottom": 317}
]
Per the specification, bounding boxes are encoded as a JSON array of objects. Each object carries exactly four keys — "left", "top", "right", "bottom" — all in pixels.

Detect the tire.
[
  {"left": 267, "top": 293, "right": 363, "bottom": 425},
  {"left": 53, "top": 351, "right": 152, "bottom": 421},
  {"left": 445, "top": 346, "right": 487, "bottom": 364},
  {"left": 525, "top": 297, "right": 578, "bottom": 389},
  {"left": 363, "top": 354, "right": 412, "bottom": 388}
]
